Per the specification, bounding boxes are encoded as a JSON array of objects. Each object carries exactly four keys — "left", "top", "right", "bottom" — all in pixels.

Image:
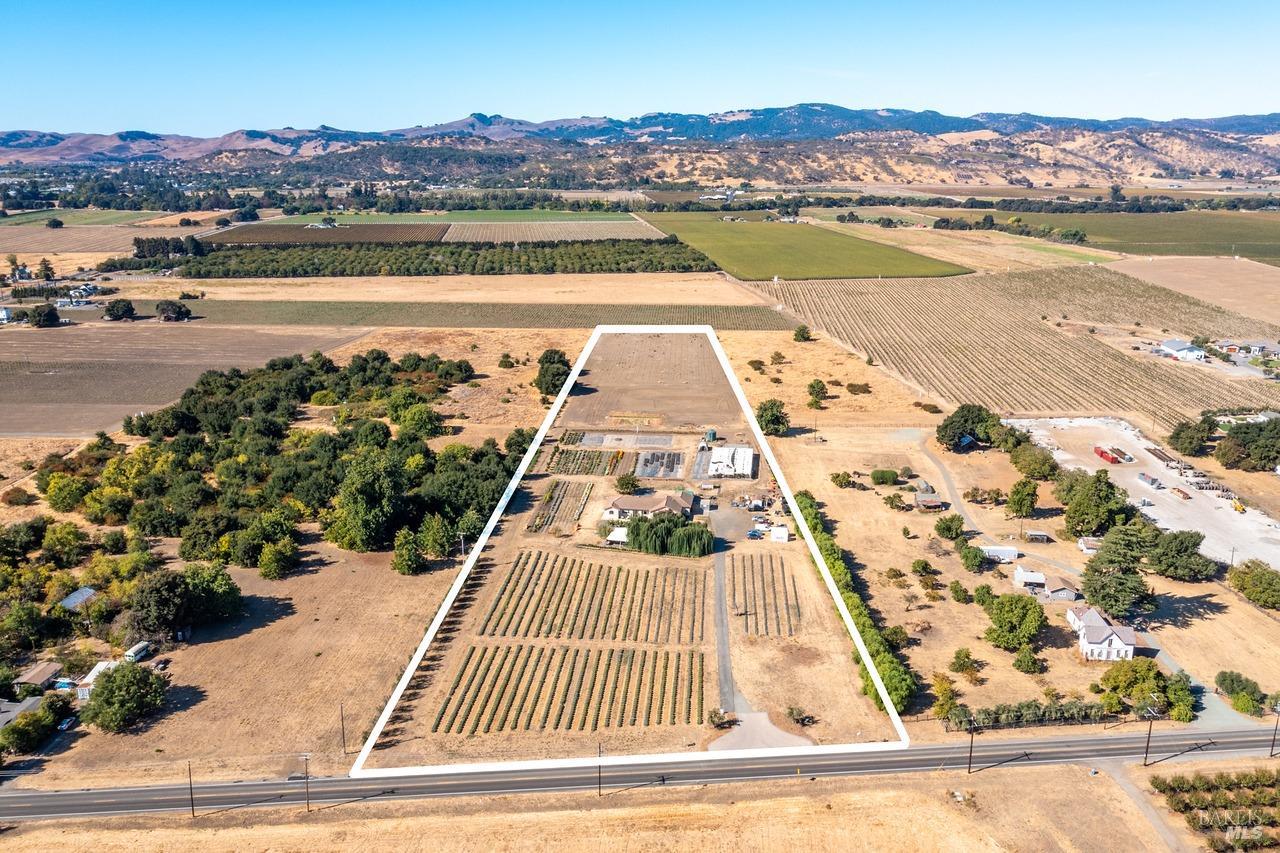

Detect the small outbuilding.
[
  {"left": 59, "top": 586, "right": 98, "bottom": 613},
  {"left": 1044, "top": 576, "right": 1080, "bottom": 602},
  {"left": 15, "top": 661, "right": 63, "bottom": 691},
  {"left": 1013, "top": 565, "right": 1046, "bottom": 593},
  {"left": 76, "top": 660, "right": 119, "bottom": 702}
]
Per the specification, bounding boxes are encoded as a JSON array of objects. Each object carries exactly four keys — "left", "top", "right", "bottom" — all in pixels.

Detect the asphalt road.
[{"left": 1, "top": 725, "right": 1275, "bottom": 821}]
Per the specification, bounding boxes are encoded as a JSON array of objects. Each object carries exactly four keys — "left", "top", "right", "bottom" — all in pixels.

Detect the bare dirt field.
[
  {"left": 0, "top": 225, "right": 201, "bottom": 254},
  {"left": 755, "top": 266, "right": 1280, "bottom": 427},
  {"left": 441, "top": 219, "right": 665, "bottom": 242},
  {"left": 107, "top": 271, "right": 762, "bottom": 305},
  {"left": 559, "top": 333, "right": 744, "bottom": 431},
  {"left": 0, "top": 436, "right": 80, "bottom": 490},
  {"left": 1109, "top": 256, "right": 1280, "bottom": 326},
  {"left": 134, "top": 210, "right": 232, "bottom": 227},
  {"left": 813, "top": 219, "right": 1119, "bottom": 271},
  {"left": 0, "top": 323, "right": 366, "bottom": 436},
  {"left": 5, "top": 764, "right": 1172, "bottom": 851},
  {"left": 17, "top": 531, "right": 453, "bottom": 790}
]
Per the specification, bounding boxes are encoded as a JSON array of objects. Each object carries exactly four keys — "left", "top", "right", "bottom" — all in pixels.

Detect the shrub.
[
  {"left": 949, "top": 580, "right": 971, "bottom": 604},
  {"left": 1228, "top": 559, "right": 1280, "bottom": 609},
  {"left": 755, "top": 399, "right": 790, "bottom": 436},
  {"left": 615, "top": 473, "right": 640, "bottom": 495},
  {"left": 830, "top": 471, "right": 852, "bottom": 488},
  {"left": 793, "top": 324, "right": 812, "bottom": 342},
  {"left": 934, "top": 514, "right": 965, "bottom": 540},
  {"left": 45, "top": 472, "right": 91, "bottom": 512},
  {"left": 1013, "top": 644, "right": 1043, "bottom": 674},
  {"left": 870, "top": 469, "right": 897, "bottom": 486},
  {"left": 258, "top": 536, "right": 299, "bottom": 579},
  {"left": 1, "top": 487, "right": 35, "bottom": 506},
  {"left": 974, "top": 584, "right": 995, "bottom": 608},
  {"left": 309, "top": 389, "right": 338, "bottom": 406}
]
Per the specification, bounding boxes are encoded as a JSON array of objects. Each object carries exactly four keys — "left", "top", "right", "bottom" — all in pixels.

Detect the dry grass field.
[
  {"left": 4, "top": 765, "right": 1173, "bottom": 852},
  {"left": 135, "top": 210, "right": 232, "bottom": 227},
  {"left": 0, "top": 225, "right": 201, "bottom": 253},
  {"left": 108, "top": 271, "right": 764, "bottom": 305},
  {"left": 0, "top": 324, "right": 366, "bottom": 436},
  {"left": 1109, "top": 256, "right": 1280, "bottom": 326},
  {"left": 812, "top": 219, "right": 1119, "bottom": 271},
  {"left": 0, "top": 436, "right": 80, "bottom": 490},
  {"left": 441, "top": 220, "right": 666, "bottom": 242},
  {"left": 755, "top": 266, "right": 1280, "bottom": 427},
  {"left": 7, "top": 251, "right": 117, "bottom": 276},
  {"left": 16, "top": 532, "right": 453, "bottom": 789}
]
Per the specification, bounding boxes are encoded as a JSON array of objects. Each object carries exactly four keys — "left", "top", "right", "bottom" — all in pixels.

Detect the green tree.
[
  {"left": 391, "top": 526, "right": 426, "bottom": 575},
  {"left": 37, "top": 257, "right": 55, "bottom": 279},
  {"left": 615, "top": 473, "right": 640, "bottom": 495},
  {"left": 1147, "top": 530, "right": 1217, "bottom": 581},
  {"left": 103, "top": 299, "right": 136, "bottom": 321},
  {"left": 806, "top": 378, "right": 827, "bottom": 405},
  {"left": 418, "top": 513, "right": 453, "bottom": 559},
  {"left": 257, "top": 537, "right": 299, "bottom": 580},
  {"left": 1228, "top": 559, "right": 1280, "bottom": 609},
  {"left": 534, "top": 349, "right": 571, "bottom": 395},
  {"left": 2, "top": 601, "right": 42, "bottom": 650},
  {"left": 324, "top": 448, "right": 404, "bottom": 551},
  {"left": 755, "top": 399, "right": 790, "bottom": 436},
  {"left": 1083, "top": 564, "right": 1154, "bottom": 620},
  {"left": 1168, "top": 420, "right": 1213, "bottom": 456},
  {"left": 1006, "top": 478, "right": 1038, "bottom": 518},
  {"left": 793, "top": 325, "right": 812, "bottom": 342},
  {"left": 456, "top": 507, "right": 484, "bottom": 550},
  {"left": 949, "top": 647, "right": 979, "bottom": 677},
  {"left": 131, "top": 571, "right": 190, "bottom": 635},
  {"left": 934, "top": 514, "right": 965, "bottom": 540},
  {"left": 398, "top": 403, "right": 446, "bottom": 438},
  {"left": 935, "top": 404, "right": 999, "bottom": 451},
  {"left": 1009, "top": 443, "right": 1058, "bottom": 479},
  {"left": 984, "top": 594, "right": 1046, "bottom": 651},
  {"left": 41, "top": 521, "right": 89, "bottom": 568},
  {"left": 1061, "top": 470, "right": 1131, "bottom": 538},
  {"left": 80, "top": 661, "right": 168, "bottom": 732},
  {"left": 882, "top": 493, "right": 906, "bottom": 511},
  {"left": 1013, "top": 644, "right": 1043, "bottom": 674},
  {"left": 154, "top": 299, "right": 192, "bottom": 322},
  {"left": 28, "top": 302, "right": 59, "bottom": 327},
  {"left": 182, "top": 562, "right": 242, "bottom": 623},
  {"left": 44, "top": 472, "right": 91, "bottom": 511}
]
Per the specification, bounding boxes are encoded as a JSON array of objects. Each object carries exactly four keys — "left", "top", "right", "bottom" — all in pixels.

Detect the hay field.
[
  {"left": 640, "top": 212, "right": 970, "bottom": 280},
  {"left": 928, "top": 209, "right": 1280, "bottom": 265},
  {"left": 1108, "top": 256, "right": 1280, "bottom": 326},
  {"left": 135, "top": 210, "right": 232, "bottom": 226},
  {"left": 0, "top": 225, "right": 200, "bottom": 253},
  {"left": 207, "top": 222, "right": 450, "bottom": 245},
  {"left": 812, "top": 219, "right": 1118, "bottom": 271},
  {"left": 175, "top": 300, "right": 792, "bottom": 330},
  {"left": 0, "top": 323, "right": 365, "bottom": 436},
  {"left": 754, "top": 265, "right": 1280, "bottom": 425},
  {"left": 441, "top": 220, "right": 665, "bottom": 242},
  {"left": 108, "top": 272, "right": 763, "bottom": 305},
  {"left": 7, "top": 251, "right": 116, "bottom": 276}
]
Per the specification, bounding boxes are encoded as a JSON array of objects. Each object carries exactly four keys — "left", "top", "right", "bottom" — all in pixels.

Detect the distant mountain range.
[{"left": 4, "top": 103, "right": 1280, "bottom": 165}]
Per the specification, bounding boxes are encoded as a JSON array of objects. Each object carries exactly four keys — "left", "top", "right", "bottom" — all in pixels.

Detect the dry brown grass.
[
  {"left": 1109, "top": 256, "right": 1280, "bottom": 326},
  {"left": 440, "top": 220, "right": 665, "bottom": 242},
  {"left": 0, "top": 225, "right": 202, "bottom": 253}
]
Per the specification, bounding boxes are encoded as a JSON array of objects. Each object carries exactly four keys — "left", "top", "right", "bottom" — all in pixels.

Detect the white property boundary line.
[{"left": 350, "top": 325, "right": 909, "bottom": 779}]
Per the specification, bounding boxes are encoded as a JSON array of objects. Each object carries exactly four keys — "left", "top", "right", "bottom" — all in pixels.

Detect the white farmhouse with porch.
[{"left": 1067, "top": 605, "right": 1136, "bottom": 661}]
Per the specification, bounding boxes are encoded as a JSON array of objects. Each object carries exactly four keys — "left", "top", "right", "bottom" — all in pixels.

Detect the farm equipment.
[
  {"left": 1233, "top": 500, "right": 1246, "bottom": 513},
  {"left": 1094, "top": 446, "right": 1121, "bottom": 464},
  {"left": 1171, "top": 487, "right": 1191, "bottom": 500}
]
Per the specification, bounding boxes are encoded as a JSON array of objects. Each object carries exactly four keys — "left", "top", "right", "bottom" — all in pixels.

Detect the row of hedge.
[{"left": 793, "top": 490, "right": 917, "bottom": 712}]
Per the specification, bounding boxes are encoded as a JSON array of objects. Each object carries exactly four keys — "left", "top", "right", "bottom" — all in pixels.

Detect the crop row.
[
  {"left": 433, "top": 644, "right": 705, "bottom": 734},
  {"left": 482, "top": 551, "right": 707, "bottom": 644},
  {"left": 547, "top": 448, "right": 631, "bottom": 476},
  {"left": 729, "top": 553, "right": 801, "bottom": 637}
]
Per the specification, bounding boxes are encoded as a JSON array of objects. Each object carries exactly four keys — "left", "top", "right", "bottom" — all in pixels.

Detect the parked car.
[{"left": 57, "top": 716, "right": 76, "bottom": 732}]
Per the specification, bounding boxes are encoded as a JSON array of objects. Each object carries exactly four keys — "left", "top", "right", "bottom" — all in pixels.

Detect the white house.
[
  {"left": 1013, "top": 565, "right": 1046, "bottom": 594},
  {"left": 1160, "top": 339, "right": 1206, "bottom": 362},
  {"left": 601, "top": 492, "right": 694, "bottom": 521},
  {"left": 76, "top": 660, "right": 119, "bottom": 701},
  {"left": 1067, "top": 606, "right": 1136, "bottom": 661}
]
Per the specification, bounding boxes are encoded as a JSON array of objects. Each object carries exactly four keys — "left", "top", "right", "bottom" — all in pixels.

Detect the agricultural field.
[
  {"left": 543, "top": 448, "right": 632, "bottom": 476},
  {"left": 0, "top": 208, "right": 159, "bottom": 226},
  {"left": 639, "top": 212, "right": 971, "bottom": 280},
  {"left": 925, "top": 208, "right": 1280, "bottom": 265},
  {"left": 206, "top": 222, "right": 450, "bottom": 245},
  {"left": 135, "top": 210, "right": 232, "bottom": 227},
  {"left": 441, "top": 220, "right": 664, "bottom": 242},
  {"left": 1108, "top": 256, "right": 1280, "bottom": 327},
  {"left": 755, "top": 265, "right": 1280, "bottom": 427},
  {"left": 0, "top": 323, "right": 365, "bottom": 436},
  {"left": 812, "top": 218, "right": 1117, "bottom": 271},
  {"left": 526, "top": 481, "right": 594, "bottom": 534},
  {"left": 170, "top": 300, "right": 793, "bottom": 329},
  {"left": 279, "top": 210, "right": 637, "bottom": 223},
  {"left": 0, "top": 224, "right": 201, "bottom": 253},
  {"left": 728, "top": 554, "right": 802, "bottom": 637}
]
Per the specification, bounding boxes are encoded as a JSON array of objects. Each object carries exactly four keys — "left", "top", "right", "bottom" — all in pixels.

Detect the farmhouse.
[
  {"left": 1160, "top": 339, "right": 1206, "bottom": 362},
  {"left": 14, "top": 661, "right": 63, "bottom": 691},
  {"left": 1067, "top": 606, "right": 1136, "bottom": 661},
  {"left": 0, "top": 697, "right": 42, "bottom": 733},
  {"left": 1216, "top": 339, "right": 1275, "bottom": 356},
  {"left": 602, "top": 491, "right": 695, "bottom": 521},
  {"left": 707, "top": 445, "right": 755, "bottom": 478},
  {"left": 1043, "top": 576, "right": 1080, "bottom": 602},
  {"left": 76, "top": 660, "right": 119, "bottom": 701}
]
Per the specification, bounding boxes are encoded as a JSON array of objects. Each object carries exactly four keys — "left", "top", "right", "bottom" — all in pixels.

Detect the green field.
[
  {"left": 0, "top": 208, "right": 160, "bottom": 226},
  {"left": 639, "top": 212, "right": 970, "bottom": 279},
  {"left": 91, "top": 300, "right": 793, "bottom": 329},
  {"left": 926, "top": 208, "right": 1280, "bottom": 265},
  {"left": 281, "top": 210, "right": 634, "bottom": 224}
]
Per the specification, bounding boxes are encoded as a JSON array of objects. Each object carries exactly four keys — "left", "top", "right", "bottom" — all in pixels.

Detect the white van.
[{"left": 124, "top": 641, "right": 152, "bottom": 663}]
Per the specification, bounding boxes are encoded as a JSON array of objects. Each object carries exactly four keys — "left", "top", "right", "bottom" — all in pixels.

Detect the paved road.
[{"left": 2, "top": 726, "right": 1276, "bottom": 821}]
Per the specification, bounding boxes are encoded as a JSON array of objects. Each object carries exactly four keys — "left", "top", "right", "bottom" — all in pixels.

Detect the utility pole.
[
  {"left": 1142, "top": 696, "right": 1161, "bottom": 767},
  {"left": 597, "top": 743, "right": 603, "bottom": 797},
  {"left": 967, "top": 723, "right": 976, "bottom": 774},
  {"left": 1271, "top": 705, "right": 1279, "bottom": 759},
  {"left": 340, "top": 703, "right": 347, "bottom": 754},
  {"left": 187, "top": 761, "right": 195, "bottom": 819},
  {"left": 303, "top": 754, "right": 311, "bottom": 813}
]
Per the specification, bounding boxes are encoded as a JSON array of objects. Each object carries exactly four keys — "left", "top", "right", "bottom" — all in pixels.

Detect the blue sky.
[{"left": 9, "top": 1, "right": 1279, "bottom": 135}]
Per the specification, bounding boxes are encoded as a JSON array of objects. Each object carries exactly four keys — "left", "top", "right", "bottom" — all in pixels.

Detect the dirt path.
[{"left": 1099, "top": 761, "right": 1192, "bottom": 851}]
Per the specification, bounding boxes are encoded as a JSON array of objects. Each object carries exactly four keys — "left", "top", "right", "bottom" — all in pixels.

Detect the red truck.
[{"left": 1094, "top": 446, "right": 1120, "bottom": 464}]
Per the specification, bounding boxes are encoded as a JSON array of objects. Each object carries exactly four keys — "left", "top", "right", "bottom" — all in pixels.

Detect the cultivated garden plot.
[{"left": 357, "top": 328, "right": 899, "bottom": 773}]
